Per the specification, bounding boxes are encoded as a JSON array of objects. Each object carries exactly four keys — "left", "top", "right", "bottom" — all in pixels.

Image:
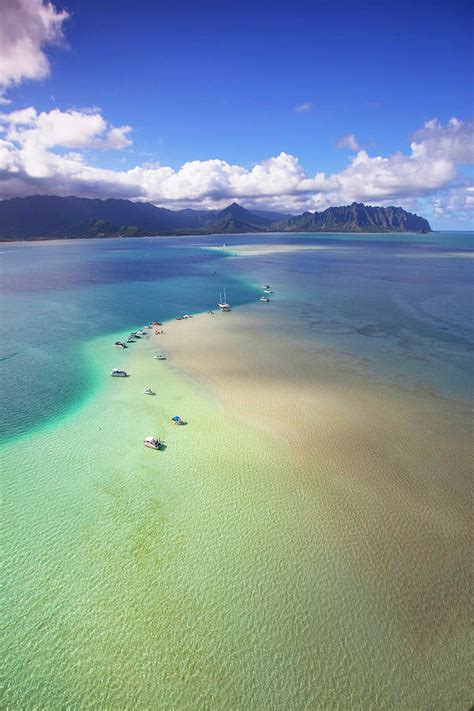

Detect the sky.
[{"left": 0, "top": 0, "right": 473, "bottom": 228}]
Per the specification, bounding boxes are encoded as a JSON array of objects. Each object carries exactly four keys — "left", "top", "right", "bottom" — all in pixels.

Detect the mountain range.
[{"left": 0, "top": 195, "right": 431, "bottom": 240}]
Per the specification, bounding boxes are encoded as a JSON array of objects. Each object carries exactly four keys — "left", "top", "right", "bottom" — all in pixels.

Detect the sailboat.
[{"left": 218, "top": 288, "right": 231, "bottom": 311}]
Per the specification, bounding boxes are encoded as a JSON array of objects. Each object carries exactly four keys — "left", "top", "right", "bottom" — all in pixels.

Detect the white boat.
[
  {"left": 260, "top": 296, "right": 270, "bottom": 302},
  {"left": 144, "top": 436, "right": 161, "bottom": 450},
  {"left": 261, "top": 283, "right": 270, "bottom": 289},
  {"left": 218, "top": 288, "right": 231, "bottom": 311},
  {"left": 111, "top": 368, "right": 128, "bottom": 377},
  {"left": 144, "top": 388, "right": 154, "bottom": 395},
  {"left": 263, "top": 288, "right": 273, "bottom": 294},
  {"left": 114, "top": 341, "right": 127, "bottom": 348},
  {"left": 154, "top": 354, "right": 166, "bottom": 360}
]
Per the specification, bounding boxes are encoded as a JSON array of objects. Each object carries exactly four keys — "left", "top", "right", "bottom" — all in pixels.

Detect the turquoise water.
[
  {"left": 0, "top": 238, "right": 257, "bottom": 441},
  {"left": 1, "top": 232, "right": 472, "bottom": 709},
  {"left": 1, "top": 232, "right": 472, "bottom": 442}
]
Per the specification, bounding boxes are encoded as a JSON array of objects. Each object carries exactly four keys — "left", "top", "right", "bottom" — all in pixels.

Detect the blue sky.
[{"left": 0, "top": 0, "right": 473, "bottom": 228}]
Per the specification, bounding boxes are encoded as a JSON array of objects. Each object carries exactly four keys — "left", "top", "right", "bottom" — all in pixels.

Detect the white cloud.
[
  {"left": 411, "top": 116, "right": 474, "bottom": 165},
  {"left": 294, "top": 102, "right": 314, "bottom": 113},
  {"left": 0, "top": 106, "right": 132, "bottom": 152},
  {"left": 0, "top": 109, "right": 472, "bottom": 224},
  {"left": 432, "top": 185, "right": 474, "bottom": 220},
  {"left": 0, "top": 0, "right": 69, "bottom": 100},
  {"left": 336, "top": 133, "right": 361, "bottom": 151}
]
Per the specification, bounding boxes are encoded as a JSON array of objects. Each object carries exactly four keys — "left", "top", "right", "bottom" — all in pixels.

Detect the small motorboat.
[
  {"left": 144, "top": 388, "right": 154, "bottom": 395},
  {"left": 151, "top": 321, "right": 162, "bottom": 326},
  {"left": 171, "top": 416, "right": 183, "bottom": 425},
  {"left": 154, "top": 354, "right": 166, "bottom": 360},
  {"left": 263, "top": 288, "right": 273, "bottom": 294},
  {"left": 114, "top": 341, "right": 127, "bottom": 348},
  {"left": 261, "top": 284, "right": 270, "bottom": 289},
  {"left": 260, "top": 296, "right": 270, "bottom": 302},
  {"left": 176, "top": 316, "right": 183, "bottom": 321},
  {"left": 126, "top": 337, "right": 136, "bottom": 343},
  {"left": 210, "top": 270, "right": 217, "bottom": 275},
  {"left": 135, "top": 330, "right": 145, "bottom": 337},
  {"left": 111, "top": 368, "right": 128, "bottom": 377},
  {"left": 130, "top": 332, "right": 141, "bottom": 339},
  {"left": 144, "top": 436, "right": 162, "bottom": 450}
]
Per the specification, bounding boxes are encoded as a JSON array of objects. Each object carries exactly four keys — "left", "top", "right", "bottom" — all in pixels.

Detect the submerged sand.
[
  {"left": 154, "top": 306, "right": 472, "bottom": 699},
  {"left": 3, "top": 299, "right": 471, "bottom": 707},
  {"left": 206, "top": 244, "right": 340, "bottom": 257}
]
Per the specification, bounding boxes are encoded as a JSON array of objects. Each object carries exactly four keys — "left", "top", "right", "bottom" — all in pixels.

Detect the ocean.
[{"left": 1, "top": 231, "right": 472, "bottom": 708}]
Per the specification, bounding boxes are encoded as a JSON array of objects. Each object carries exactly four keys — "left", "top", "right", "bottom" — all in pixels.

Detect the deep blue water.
[{"left": 1, "top": 232, "right": 472, "bottom": 442}]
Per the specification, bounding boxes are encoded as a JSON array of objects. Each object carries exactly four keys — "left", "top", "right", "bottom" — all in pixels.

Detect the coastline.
[{"left": 0, "top": 227, "right": 439, "bottom": 244}]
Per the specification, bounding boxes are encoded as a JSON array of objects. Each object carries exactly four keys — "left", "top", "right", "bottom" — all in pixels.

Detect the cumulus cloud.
[
  {"left": 0, "top": 106, "right": 132, "bottom": 151},
  {"left": 294, "top": 102, "right": 314, "bottom": 113},
  {"left": 0, "top": 0, "right": 69, "bottom": 101},
  {"left": 411, "top": 117, "right": 474, "bottom": 165},
  {"left": 432, "top": 185, "right": 474, "bottom": 219},
  {"left": 336, "top": 133, "right": 361, "bottom": 151},
  {"left": 0, "top": 109, "right": 473, "bottom": 221}
]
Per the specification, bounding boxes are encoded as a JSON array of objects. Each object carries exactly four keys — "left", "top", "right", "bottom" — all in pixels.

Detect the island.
[{"left": 0, "top": 195, "right": 431, "bottom": 240}]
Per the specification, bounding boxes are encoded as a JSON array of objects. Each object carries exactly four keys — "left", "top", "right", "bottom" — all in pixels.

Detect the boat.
[
  {"left": 218, "top": 288, "right": 231, "bottom": 311},
  {"left": 154, "top": 354, "right": 166, "bottom": 360},
  {"left": 144, "top": 436, "right": 162, "bottom": 450},
  {"left": 263, "top": 288, "right": 273, "bottom": 294},
  {"left": 210, "top": 270, "right": 216, "bottom": 275},
  {"left": 144, "top": 388, "right": 154, "bottom": 395},
  {"left": 260, "top": 296, "right": 270, "bottom": 302},
  {"left": 111, "top": 368, "right": 128, "bottom": 377},
  {"left": 172, "top": 416, "right": 183, "bottom": 425},
  {"left": 114, "top": 341, "right": 127, "bottom": 348},
  {"left": 126, "top": 337, "right": 136, "bottom": 343},
  {"left": 261, "top": 284, "right": 270, "bottom": 289},
  {"left": 130, "top": 332, "right": 141, "bottom": 338}
]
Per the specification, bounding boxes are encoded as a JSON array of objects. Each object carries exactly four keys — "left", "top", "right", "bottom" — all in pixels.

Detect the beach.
[{"left": 2, "top": 234, "right": 472, "bottom": 709}]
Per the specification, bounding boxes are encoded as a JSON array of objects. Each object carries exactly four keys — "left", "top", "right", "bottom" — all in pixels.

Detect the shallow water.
[{"left": 1, "top": 232, "right": 472, "bottom": 708}]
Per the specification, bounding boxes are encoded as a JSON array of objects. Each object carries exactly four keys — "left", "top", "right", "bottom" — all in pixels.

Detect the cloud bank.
[
  {"left": 0, "top": 106, "right": 472, "bottom": 222},
  {"left": 0, "top": 0, "right": 69, "bottom": 101},
  {"left": 0, "top": 2, "right": 472, "bottom": 223}
]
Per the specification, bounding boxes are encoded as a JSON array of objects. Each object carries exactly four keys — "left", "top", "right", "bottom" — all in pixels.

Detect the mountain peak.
[
  {"left": 223, "top": 202, "right": 245, "bottom": 214},
  {"left": 0, "top": 195, "right": 431, "bottom": 239}
]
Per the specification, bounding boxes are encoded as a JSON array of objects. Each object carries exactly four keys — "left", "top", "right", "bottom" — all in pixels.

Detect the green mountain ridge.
[{"left": 0, "top": 195, "right": 431, "bottom": 240}]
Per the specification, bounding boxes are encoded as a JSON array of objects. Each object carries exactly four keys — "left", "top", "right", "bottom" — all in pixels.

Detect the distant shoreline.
[{"left": 0, "top": 229, "right": 438, "bottom": 243}]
